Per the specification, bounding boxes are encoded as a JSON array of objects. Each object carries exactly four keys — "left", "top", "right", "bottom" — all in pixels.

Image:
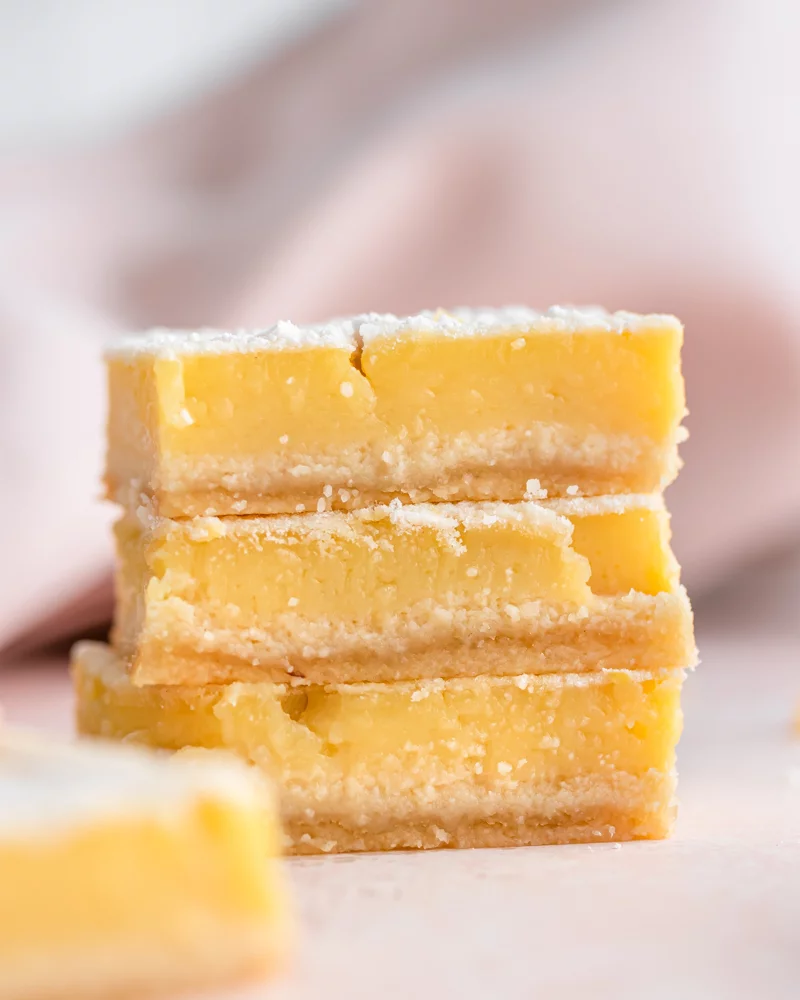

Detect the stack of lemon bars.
[{"left": 72, "top": 306, "right": 696, "bottom": 854}]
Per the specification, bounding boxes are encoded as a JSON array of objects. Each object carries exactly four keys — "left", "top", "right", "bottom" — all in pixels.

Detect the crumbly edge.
[{"left": 125, "top": 590, "right": 696, "bottom": 687}]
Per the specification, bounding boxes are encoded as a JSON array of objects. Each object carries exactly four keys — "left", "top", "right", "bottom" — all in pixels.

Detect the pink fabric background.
[{"left": 1, "top": 0, "right": 799, "bottom": 655}]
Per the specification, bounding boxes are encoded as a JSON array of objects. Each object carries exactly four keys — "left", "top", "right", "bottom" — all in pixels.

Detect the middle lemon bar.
[{"left": 116, "top": 495, "right": 694, "bottom": 686}]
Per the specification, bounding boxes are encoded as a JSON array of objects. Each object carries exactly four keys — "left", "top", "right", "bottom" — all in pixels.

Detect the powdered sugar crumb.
[{"left": 524, "top": 478, "right": 547, "bottom": 500}]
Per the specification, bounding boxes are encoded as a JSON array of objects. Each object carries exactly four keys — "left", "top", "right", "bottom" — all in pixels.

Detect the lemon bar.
[
  {"left": 73, "top": 641, "right": 684, "bottom": 855},
  {"left": 0, "top": 729, "right": 289, "bottom": 1000},
  {"left": 114, "top": 495, "right": 694, "bottom": 686},
  {"left": 106, "top": 307, "right": 686, "bottom": 517}
]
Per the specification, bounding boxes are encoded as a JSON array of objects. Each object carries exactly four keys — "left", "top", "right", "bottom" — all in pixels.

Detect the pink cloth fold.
[{"left": 2, "top": 0, "right": 799, "bottom": 654}]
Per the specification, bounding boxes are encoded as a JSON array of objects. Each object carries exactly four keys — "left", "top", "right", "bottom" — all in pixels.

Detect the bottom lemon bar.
[
  {"left": 74, "top": 642, "right": 684, "bottom": 855},
  {"left": 0, "top": 728, "right": 289, "bottom": 1000}
]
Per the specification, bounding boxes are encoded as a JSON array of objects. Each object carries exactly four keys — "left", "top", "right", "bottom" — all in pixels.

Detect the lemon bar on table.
[
  {"left": 0, "top": 729, "right": 289, "bottom": 1000},
  {"left": 114, "top": 494, "right": 694, "bottom": 686},
  {"left": 73, "top": 641, "right": 684, "bottom": 855},
  {"left": 106, "top": 307, "right": 686, "bottom": 517}
]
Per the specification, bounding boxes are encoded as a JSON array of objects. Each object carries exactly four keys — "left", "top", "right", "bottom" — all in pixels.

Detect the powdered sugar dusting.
[
  {"left": 107, "top": 307, "right": 681, "bottom": 358},
  {"left": 359, "top": 306, "right": 681, "bottom": 344},
  {"left": 106, "top": 318, "right": 358, "bottom": 359}
]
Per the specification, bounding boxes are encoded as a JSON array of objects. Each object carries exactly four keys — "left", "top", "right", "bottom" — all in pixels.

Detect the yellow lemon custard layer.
[
  {"left": 0, "top": 729, "right": 289, "bottom": 1000},
  {"left": 106, "top": 307, "right": 686, "bottom": 516},
  {"left": 74, "top": 642, "right": 684, "bottom": 855},
  {"left": 114, "top": 495, "right": 694, "bottom": 686}
]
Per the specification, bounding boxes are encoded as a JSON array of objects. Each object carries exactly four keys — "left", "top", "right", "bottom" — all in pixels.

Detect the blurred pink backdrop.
[{"left": 1, "top": 0, "right": 799, "bottom": 654}]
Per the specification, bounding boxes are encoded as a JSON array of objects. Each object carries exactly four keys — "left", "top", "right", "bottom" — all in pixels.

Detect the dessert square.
[
  {"left": 106, "top": 308, "right": 685, "bottom": 516},
  {"left": 0, "top": 728, "right": 289, "bottom": 999},
  {"left": 73, "top": 641, "right": 684, "bottom": 856},
  {"left": 114, "top": 495, "right": 694, "bottom": 686}
]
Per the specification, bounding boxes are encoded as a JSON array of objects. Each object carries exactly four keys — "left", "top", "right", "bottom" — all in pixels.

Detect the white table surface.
[{"left": 2, "top": 628, "right": 799, "bottom": 1000}]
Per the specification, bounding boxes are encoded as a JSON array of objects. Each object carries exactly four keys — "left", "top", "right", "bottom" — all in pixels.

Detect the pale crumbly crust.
[
  {"left": 126, "top": 590, "right": 695, "bottom": 687},
  {"left": 109, "top": 431, "right": 682, "bottom": 518},
  {"left": 278, "top": 766, "right": 677, "bottom": 854},
  {"left": 284, "top": 797, "right": 674, "bottom": 855},
  {"left": 281, "top": 769, "right": 676, "bottom": 853}
]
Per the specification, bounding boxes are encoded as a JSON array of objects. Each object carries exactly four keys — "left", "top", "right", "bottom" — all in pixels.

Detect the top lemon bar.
[{"left": 106, "top": 307, "right": 686, "bottom": 517}]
